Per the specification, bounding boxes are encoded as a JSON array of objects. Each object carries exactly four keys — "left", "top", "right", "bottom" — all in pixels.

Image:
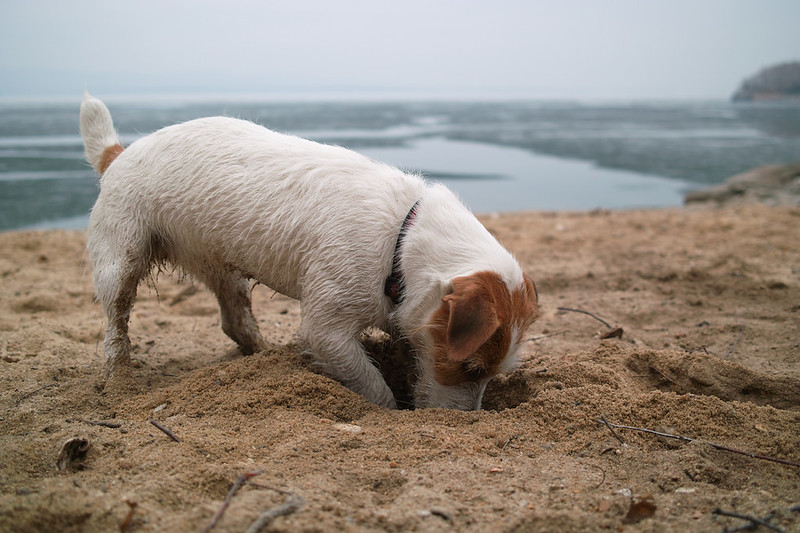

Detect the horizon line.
[{"left": 0, "top": 89, "right": 735, "bottom": 105}]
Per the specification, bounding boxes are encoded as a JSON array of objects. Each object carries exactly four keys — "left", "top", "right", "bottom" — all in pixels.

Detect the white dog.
[{"left": 80, "top": 92, "right": 539, "bottom": 410}]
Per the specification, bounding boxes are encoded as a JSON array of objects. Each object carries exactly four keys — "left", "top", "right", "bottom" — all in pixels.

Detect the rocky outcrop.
[
  {"left": 732, "top": 61, "right": 800, "bottom": 102},
  {"left": 684, "top": 162, "right": 800, "bottom": 206}
]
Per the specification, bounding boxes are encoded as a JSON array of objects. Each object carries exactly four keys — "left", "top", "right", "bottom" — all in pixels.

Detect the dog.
[{"left": 80, "top": 92, "right": 539, "bottom": 410}]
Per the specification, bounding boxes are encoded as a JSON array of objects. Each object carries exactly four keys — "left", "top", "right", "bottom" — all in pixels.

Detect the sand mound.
[{"left": 1, "top": 205, "right": 798, "bottom": 531}]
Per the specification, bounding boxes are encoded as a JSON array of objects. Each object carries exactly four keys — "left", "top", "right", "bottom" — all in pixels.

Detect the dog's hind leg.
[
  {"left": 205, "top": 271, "right": 264, "bottom": 355},
  {"left": 89, "top": 232, "right": 151, "bottom": 377}
]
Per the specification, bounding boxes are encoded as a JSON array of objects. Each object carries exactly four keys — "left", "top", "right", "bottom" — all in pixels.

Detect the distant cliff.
[{"left": 732, "top": 61, "right": 800, "bottom": 102}]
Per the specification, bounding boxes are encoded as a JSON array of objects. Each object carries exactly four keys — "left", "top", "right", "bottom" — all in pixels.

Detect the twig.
[
  {"left": 557, "top": 307, "right": 613, "bottom": 329},
  {"left": 724, "top": 325, "right": 745, "bottom": 358},
  {"left": 595, "top": 421, "right": 690, "bottom": 442},
  {"left": 201, "top": 469, "right": 265, "bottom": 533},
  {"left": 148, "top": 419, "right": 181, "bottom": 442},
  {"left": 712, "top": 508, "right": 785, "bottom": 533},
  {"left": 500, "top": 435, "right": 517, "bottom": 457},
  {"left": 15, "top": 383, "right": 58, "bottom": 405},
  {"left": 245, "top": 493, "right": 304, "bottom": 533},
  {"left": 119, "top": 499, "right": 138, "bottom": 532},
  {"left": 248, "top": 483, "right": 293, "bottom": 495},
  {"left": 648, "top": 365, "right": 675, "bottom": 384},
  {"left": 596, "top": 420, "right": 800, "bottom": 469},
  {"left": 588, "top": 464, "right": 607, "bottom": 488},
  {"left": 526, "top": 330, "right": 568, "bottom": 342},
  {"left": 599, "top": 416, "right": 626, "bottom": 445},
  {"left": 429, "top": 508, "right": 453, "bottom": 521},
  {"left": 708, "top": 442, "right": 800, "bottom": 468},
  {"left": 82, "top": 420, "right": 122, "bottom": 428},
  {"left": 723, "top": 520, "right": 773, "bottom": 533}
]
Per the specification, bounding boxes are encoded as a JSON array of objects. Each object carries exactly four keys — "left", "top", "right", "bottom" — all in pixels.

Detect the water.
[
  {"left": 1, "top": 97, "right": 799, "bottom": 231},
  {"left": 362, "top": 138, "right": 689, "bottom": 212}
]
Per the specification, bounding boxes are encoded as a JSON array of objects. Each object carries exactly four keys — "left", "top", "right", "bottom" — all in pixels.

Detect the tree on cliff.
[{"left": 732, "top": 60, "right": 800, "bottom": 101}]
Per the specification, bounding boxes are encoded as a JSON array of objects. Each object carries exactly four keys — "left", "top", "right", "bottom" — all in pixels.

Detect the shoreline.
[{"left": 4, "top": 98, "right": 800, "bottom": 231}]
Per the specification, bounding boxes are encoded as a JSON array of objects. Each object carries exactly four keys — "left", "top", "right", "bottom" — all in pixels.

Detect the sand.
[{"left": 1, "top": 204, "right": 798, "bottom": 532}]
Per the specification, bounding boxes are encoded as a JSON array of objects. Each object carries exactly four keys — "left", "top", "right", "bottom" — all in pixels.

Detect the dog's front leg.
[{"left": 299, "top": 321, "right": 396, "bottom": 408}]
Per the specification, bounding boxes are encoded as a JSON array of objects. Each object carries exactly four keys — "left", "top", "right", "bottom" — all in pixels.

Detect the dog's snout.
[{"left": 414, "top": 377, "right": 489, "bottom": 410}]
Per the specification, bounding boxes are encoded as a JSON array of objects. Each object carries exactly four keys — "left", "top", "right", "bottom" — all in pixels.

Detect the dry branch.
[
  {"left": 247, "top": 483, "right": 293, "bottom": 495},
  {"left": 599, "top": 416, "right": 626, "bottom": 445},
  {"left": 500, "top": 435, "right": 518, "bottom": 456},
  {"left": 201, "top": 469, "right": 265, "bottom": 533},
  {"left": 526, "top": 330, "right": 568, "bottom": 342},
  {"left": 596, "top": 420, "right": 800, "bottom": 469},
  {"left": 557, "top": 307, "right": 613, "bottom": 329},
  {"left": 712, "top": 508, "right": 785, "bottom": 533},
  {"left": 245, "top": 494, "right": 305, "bottom": 533},
  {"left": 724, "top": 325, "right": 746, "bottom": 358},
  {"left": 82, "top": 420, "right": 122, "bottom": 429},
  {"left": 587, "top": 463, "right": 607, "bottom": 488},
  {"left": 15, "top": 383, "right": 58, "bottom": 405},
  {"left": 648, "top": 365, "right": 675, "bottom": 384},
  {"left": 119, "top": 499, "right": 138, "bottom": 532},
  {"left": 148, "top": 419, "right": 180, "bottom": 442}
]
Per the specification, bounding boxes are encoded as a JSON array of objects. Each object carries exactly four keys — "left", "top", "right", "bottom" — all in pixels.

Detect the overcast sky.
[{"left": 1, "top": 0, "right": 798, "bottom": 100}]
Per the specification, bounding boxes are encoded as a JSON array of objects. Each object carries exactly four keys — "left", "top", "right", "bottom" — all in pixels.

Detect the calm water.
[{"left": 1, "top": 97, "right": 799, "bottom": 231}]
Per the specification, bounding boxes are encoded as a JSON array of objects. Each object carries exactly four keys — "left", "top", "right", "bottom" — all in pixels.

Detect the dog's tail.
[{"left": 80, "top": 91, "right": 124, "bottom": 175}]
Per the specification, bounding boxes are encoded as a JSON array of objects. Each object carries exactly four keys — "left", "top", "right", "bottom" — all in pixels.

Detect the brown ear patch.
[
  {"left": 98, "top": 143, "right": 124, "bottom": 174},
  {"left": 443, "top": 276, "right": 502, "bottom": 362},
  {"left": 429, "top": 271, "right": 540, "bottom": 386}
]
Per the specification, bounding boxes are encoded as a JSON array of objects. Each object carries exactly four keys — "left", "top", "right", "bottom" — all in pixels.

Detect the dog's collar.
[{"left": 384, "top": 200, "right": 420, "bottom": 305}]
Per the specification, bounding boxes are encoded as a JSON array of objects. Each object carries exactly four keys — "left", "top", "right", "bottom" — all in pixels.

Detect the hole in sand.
[
  {"left": 482, "top": 370, "right": 535, "bottom": 411},
  {"left": 362, "top": 330, "right": 416, "bottom": 410},
  {"left": 363, "top": 329, "right": 537, "bottom": 411}
]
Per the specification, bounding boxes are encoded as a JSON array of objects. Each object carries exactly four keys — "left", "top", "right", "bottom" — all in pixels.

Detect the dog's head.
[{"left": 414, "top": 270, "right": 539, "bottom": 409}]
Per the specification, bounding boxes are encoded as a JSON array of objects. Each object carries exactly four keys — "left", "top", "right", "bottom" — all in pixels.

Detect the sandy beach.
[{"left": 1, "top": 204, "right": 799, "bottom": 531}]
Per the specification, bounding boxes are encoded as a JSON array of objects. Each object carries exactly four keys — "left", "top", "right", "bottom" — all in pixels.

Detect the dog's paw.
[
  {"left": 381, "top": 396, "right": 398, "bottom": 410},
  {"left": 370, "top": 384, "right": 397, "bottom": 410}
]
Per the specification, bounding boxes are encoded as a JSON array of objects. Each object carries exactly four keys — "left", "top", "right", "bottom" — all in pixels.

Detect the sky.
[{"left": 1, "top": 0, "right": 798, "bottom": 100}]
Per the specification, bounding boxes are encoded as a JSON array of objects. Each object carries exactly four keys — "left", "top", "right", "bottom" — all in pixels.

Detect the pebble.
[{"left": 333, "top": 423, "right": 362, "bottom": 434}]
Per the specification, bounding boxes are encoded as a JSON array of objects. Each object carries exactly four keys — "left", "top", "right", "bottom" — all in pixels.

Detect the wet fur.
[{"left": 80, "top": 92, "right": 539, "bottom": 409}]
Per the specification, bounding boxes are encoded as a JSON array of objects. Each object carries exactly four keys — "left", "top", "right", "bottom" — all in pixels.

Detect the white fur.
[
  {"left": 79, "top": 90, "right": 120, "bottom": 171},
  {"left": 80, "top": 92, "right": 528, "bottom": 410}
]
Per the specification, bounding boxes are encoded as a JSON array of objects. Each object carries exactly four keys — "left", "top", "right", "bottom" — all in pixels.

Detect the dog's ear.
[{"left": 443, "top": 275, "right": 501, "bottom": 362}]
